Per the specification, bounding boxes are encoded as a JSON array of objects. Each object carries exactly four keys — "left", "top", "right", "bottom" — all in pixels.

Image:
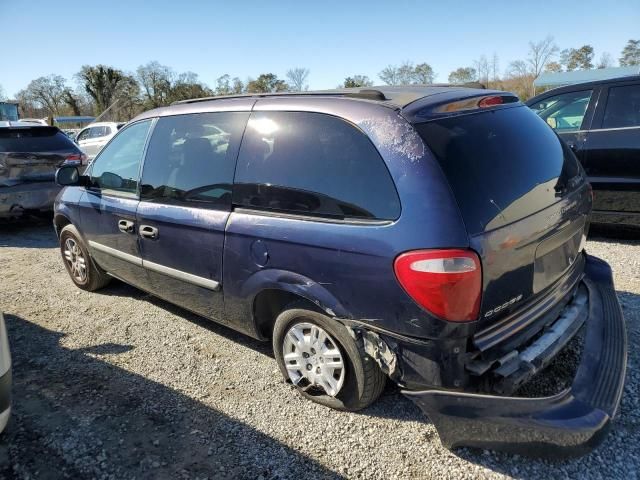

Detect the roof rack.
[
  {"left": 171, "top": 83, "right": 490, "bottom": 108},
  {"left": 171, "top": 89, "right": 389, "bottom": 106}
]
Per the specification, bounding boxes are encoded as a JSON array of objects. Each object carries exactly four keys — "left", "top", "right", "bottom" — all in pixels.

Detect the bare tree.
[
  {"left": 379, "top": 65, "right": 400, "bottom": 85},
  {"left": 136, "top": 61, "right": 174, "bottom": 108},
  {"left": 491, "top": 53, "right": 500, "bottom": 85},
  {"left": 597, "top": 52, "right": 615, "bottom": 69},
  {"left": 379, "top": 61, "right": 434, "bottom": 85},
  {"left": 0, "top": 84, "right": 5, "bottom": 101},
  {"left": 286, "top": 68, "right": 310, "bottom": 91},
  {"left": 527, "top": 36, "right": 558, "bottom": 95},
  {"left": 474, "top": 55, "right": 490, "bottom": 85},
  {"left": 18, "top": 75, "right": 69, "bottom": 115}
]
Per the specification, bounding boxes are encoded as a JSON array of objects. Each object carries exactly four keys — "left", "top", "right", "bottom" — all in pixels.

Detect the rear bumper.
[
  {"left": 403, "top": 254, "right": 627, "bottom": 457},
  {"left": 0, "top": 182, "right": 60, "bottom": 218}
]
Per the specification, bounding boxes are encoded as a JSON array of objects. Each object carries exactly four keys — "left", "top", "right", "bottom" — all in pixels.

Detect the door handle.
[
  {"left": 118, "top": 219, "right": 135, "bottom": 234},
  {"left": 139, "top": 225, "right": 159, "bottom": 239}
]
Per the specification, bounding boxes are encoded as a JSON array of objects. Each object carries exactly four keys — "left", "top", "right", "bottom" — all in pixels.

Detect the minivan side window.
[
  {"left": 602, "top": 84, "right": 640, "bottom": 129},
  {"left": 531, "top": 90, "right": 592, "bottom": 131},
  {"left": 90, "top": 120, "right": 151, "bottom": 195},
  {"left": 140, "top": 112, "right": 249, "bottom": 208},
  {"left": 234, "top": 111, "right": 400, "bottom": 220}
]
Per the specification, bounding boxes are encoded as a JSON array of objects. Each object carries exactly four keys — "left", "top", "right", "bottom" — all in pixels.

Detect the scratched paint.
[{"left": 359, "top": 115, "right": 425, "bottom": 162}]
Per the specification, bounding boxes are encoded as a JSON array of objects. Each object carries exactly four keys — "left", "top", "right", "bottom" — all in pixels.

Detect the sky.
[{"left": 1, "top": 0, "right": 638, "bottom": 97}]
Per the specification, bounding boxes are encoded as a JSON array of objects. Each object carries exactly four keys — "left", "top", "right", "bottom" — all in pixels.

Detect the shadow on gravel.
[
  {"left": 95, "top": 280, "right": 427, "bottom": 423},
  {"left": 0, "top": 219, "right": 57, "bottom": 249},
  {"left": 0, "top": 313, "right": 344, "bottom": 480},
  {"left": 589, "top": 224, "right": 640, "bottom": 245}
]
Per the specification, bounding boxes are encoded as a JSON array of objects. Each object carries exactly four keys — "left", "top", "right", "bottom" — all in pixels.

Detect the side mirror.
[{"left": 56, "top": 165, "right": 86, "bottom": 186}]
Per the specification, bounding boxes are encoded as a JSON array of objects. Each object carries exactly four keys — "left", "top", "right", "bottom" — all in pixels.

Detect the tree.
[
  {"left": 0, "top": 84, "right": 5, "bottom": 101},
  {"left": 231, "top": 77, "right": 244, "bottom": 94},
  {"left": 597, "top": 52, "right": 614, "bottom": 69},
  {"left": 18, "top": 75, "right": 69, "bottom": 115},
  {"left": 78, "top": 65, "right": 127, "bottom": 114},
  {"left": 245, "top": 73, "right": 288, "bottom": 93},
  {"left": 527, "top": 36, "right": 558, "bottom": 96},
  {"left": 343, "top": 75, "right": 373, "bottom": 88},
  {"left": 528, "top": 37, "right": 558, "bottom": 78},
  {"left": 474, "top": 55, "right": 490, "bottom": 85},
  {"left": 379, "top": 65, "right": 400, "bottom": 85},
  {"left": 379, "top": 61, "right": 435, "bottom": 85},
  {"left": 560, "top": 45, "right": 594, "bottom": 71},
  {"left": 448, "top": 67, "right": 477, "bottom": 84},
  {"left": 168, "top": 72, "right": 213, "bottom": 103},
  {"left": 413, "top": 63, "right": 435, "bottom": 84},
  {"left": 545, "top": 61, "right": 563, "bottom": 73},
  {"left": 504, "top": 60, "right": 535, "bottom": 100},
  {"left": 136, "top": 61, "right": 173, "bottom": 108},
  {"left": 286, "top": 68, "right": 310, "bottom": 91},
  {"left": 215, "top": 74, "right": 233, "bottom": 96},
  {"left": 620, "top": 39, "right": 640, "bottom": 66}
]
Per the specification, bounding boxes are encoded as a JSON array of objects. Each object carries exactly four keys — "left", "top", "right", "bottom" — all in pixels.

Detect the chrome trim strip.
[
  {"left": 87, "top": 241, "right": 220, "bottom": 291},
  {"left": 143, "top": 259, "right": 220, "bottom": 291},
  {"left": 88, "top": 240, "right": 142, "bottom": 267}
]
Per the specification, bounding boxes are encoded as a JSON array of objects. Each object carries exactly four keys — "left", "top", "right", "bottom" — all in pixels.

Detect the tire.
[
  {"left": 59, "top": 224, "right": 111, "bottom": 291},
  {"left": 273, "top": 303, "right": 386, "bottom": 411}
]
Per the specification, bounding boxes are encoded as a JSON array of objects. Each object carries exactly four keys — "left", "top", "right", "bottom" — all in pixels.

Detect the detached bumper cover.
[
  {"left": 0, "top": 181, "right": 60, "bottom": 218},
  {"left": 403, "top": 255, "right": 627, "bottom": 456}
]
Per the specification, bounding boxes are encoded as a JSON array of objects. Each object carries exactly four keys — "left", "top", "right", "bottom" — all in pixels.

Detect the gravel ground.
[{"left": 0, "top": 220, "right": 638, "bottom": 479}]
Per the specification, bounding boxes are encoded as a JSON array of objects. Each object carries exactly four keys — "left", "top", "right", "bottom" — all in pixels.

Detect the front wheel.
[{"left": 273, "top": 304, "right": 386, "bottom": 411}]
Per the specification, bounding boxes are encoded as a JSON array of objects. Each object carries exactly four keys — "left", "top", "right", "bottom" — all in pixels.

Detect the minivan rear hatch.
[{"left": 414, "top": 103, "right": 591, "bottom": 328}]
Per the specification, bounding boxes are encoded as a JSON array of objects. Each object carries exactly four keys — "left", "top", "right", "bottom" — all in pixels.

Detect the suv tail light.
[
  {"left": 64, "top": 153, "right": 88, "bottom": 166},
  {"left": 394, "top": 249, "right": 482, "bottom": 322}
]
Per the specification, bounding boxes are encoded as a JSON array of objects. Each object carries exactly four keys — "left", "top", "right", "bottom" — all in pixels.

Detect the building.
[{"left": 534, "top": 66, "right": 640, "bottom": 89}]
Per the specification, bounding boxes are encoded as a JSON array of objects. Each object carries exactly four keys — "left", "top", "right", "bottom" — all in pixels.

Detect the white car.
[
  {"left": 75, "top": 122, "right": 125, "bottom": 160},
  {"left": 0, "top": 313, "right": 10, "bottom": 434},
  {"left": 18, "top": 118, "right": 48, "bottom": 126}
]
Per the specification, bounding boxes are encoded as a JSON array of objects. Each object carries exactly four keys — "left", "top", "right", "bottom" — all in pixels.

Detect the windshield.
[{"left": 0, "top": 103, "right": 19, "bottom": 122}]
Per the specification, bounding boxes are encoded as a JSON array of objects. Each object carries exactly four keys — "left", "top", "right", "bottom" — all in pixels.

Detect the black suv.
[{"left": 527, "top": 75, "right": 640, "bottom": 228}]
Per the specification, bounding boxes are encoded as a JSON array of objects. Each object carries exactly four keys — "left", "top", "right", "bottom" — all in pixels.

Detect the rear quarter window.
[{"left": 234, "top": 111, "right": 400, "bottom": 220}]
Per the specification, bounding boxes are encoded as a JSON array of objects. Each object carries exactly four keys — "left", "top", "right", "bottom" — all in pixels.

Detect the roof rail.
[{"left": 171, "top": 88, "right": 388, "bottom": 106}]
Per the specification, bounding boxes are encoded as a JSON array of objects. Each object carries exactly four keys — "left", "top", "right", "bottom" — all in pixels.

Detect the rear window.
[
  {"left": 0, "top": 127, "right": 77, "bottom": 153},
  {"left": 415, "top": 106, "right": 581, "bottom": 234}
]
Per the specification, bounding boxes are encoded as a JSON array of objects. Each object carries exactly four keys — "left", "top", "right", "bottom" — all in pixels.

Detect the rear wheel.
[
  {"left": 59, "top": 224, "right": 111, "bottom": 291},
  {"left": 273, "top": 304, "right": 386, "bottom": 411}
]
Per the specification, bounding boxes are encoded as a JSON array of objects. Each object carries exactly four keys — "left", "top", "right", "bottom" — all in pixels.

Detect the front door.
[
  {"left": 78, "top": 119, "right": 153, "bottom": 289},
  {"left": 136, "top": 109, "right": 249, "bottom": 322},
  {"left": 529, "top": 88, "right": 597, "bottom": 164}
]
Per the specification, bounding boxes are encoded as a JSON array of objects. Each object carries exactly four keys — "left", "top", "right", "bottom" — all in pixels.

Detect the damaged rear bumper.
[
  {"left": 403, "top": 255, "right": 627, "bottom": 457},
  {"left": 0, "top": 181, "right": 60, "bottom": 218}
]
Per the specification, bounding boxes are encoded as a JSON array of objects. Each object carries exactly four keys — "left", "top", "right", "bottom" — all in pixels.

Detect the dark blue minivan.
[{"left": 53, "top": 87, "right": 626, "bottom": 456}]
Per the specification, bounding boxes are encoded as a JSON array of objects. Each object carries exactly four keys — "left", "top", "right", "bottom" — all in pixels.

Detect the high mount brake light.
[
  {"left": 394, "top": 249, "right": 482, "bottom": 322},
  {"left": 477, "top": 96, "right": 504, "bottom": 108},
  {"left": 435, "top": 95, "right": 517, "bottom": 114}
]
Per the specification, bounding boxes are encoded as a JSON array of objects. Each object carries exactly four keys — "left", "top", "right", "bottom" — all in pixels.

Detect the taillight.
[
  {"left": 64, "top": 153, "right": 88, "bottom": 165},
  {"left": 394, "top": 249, "right": 482, "bottom": 322}
]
